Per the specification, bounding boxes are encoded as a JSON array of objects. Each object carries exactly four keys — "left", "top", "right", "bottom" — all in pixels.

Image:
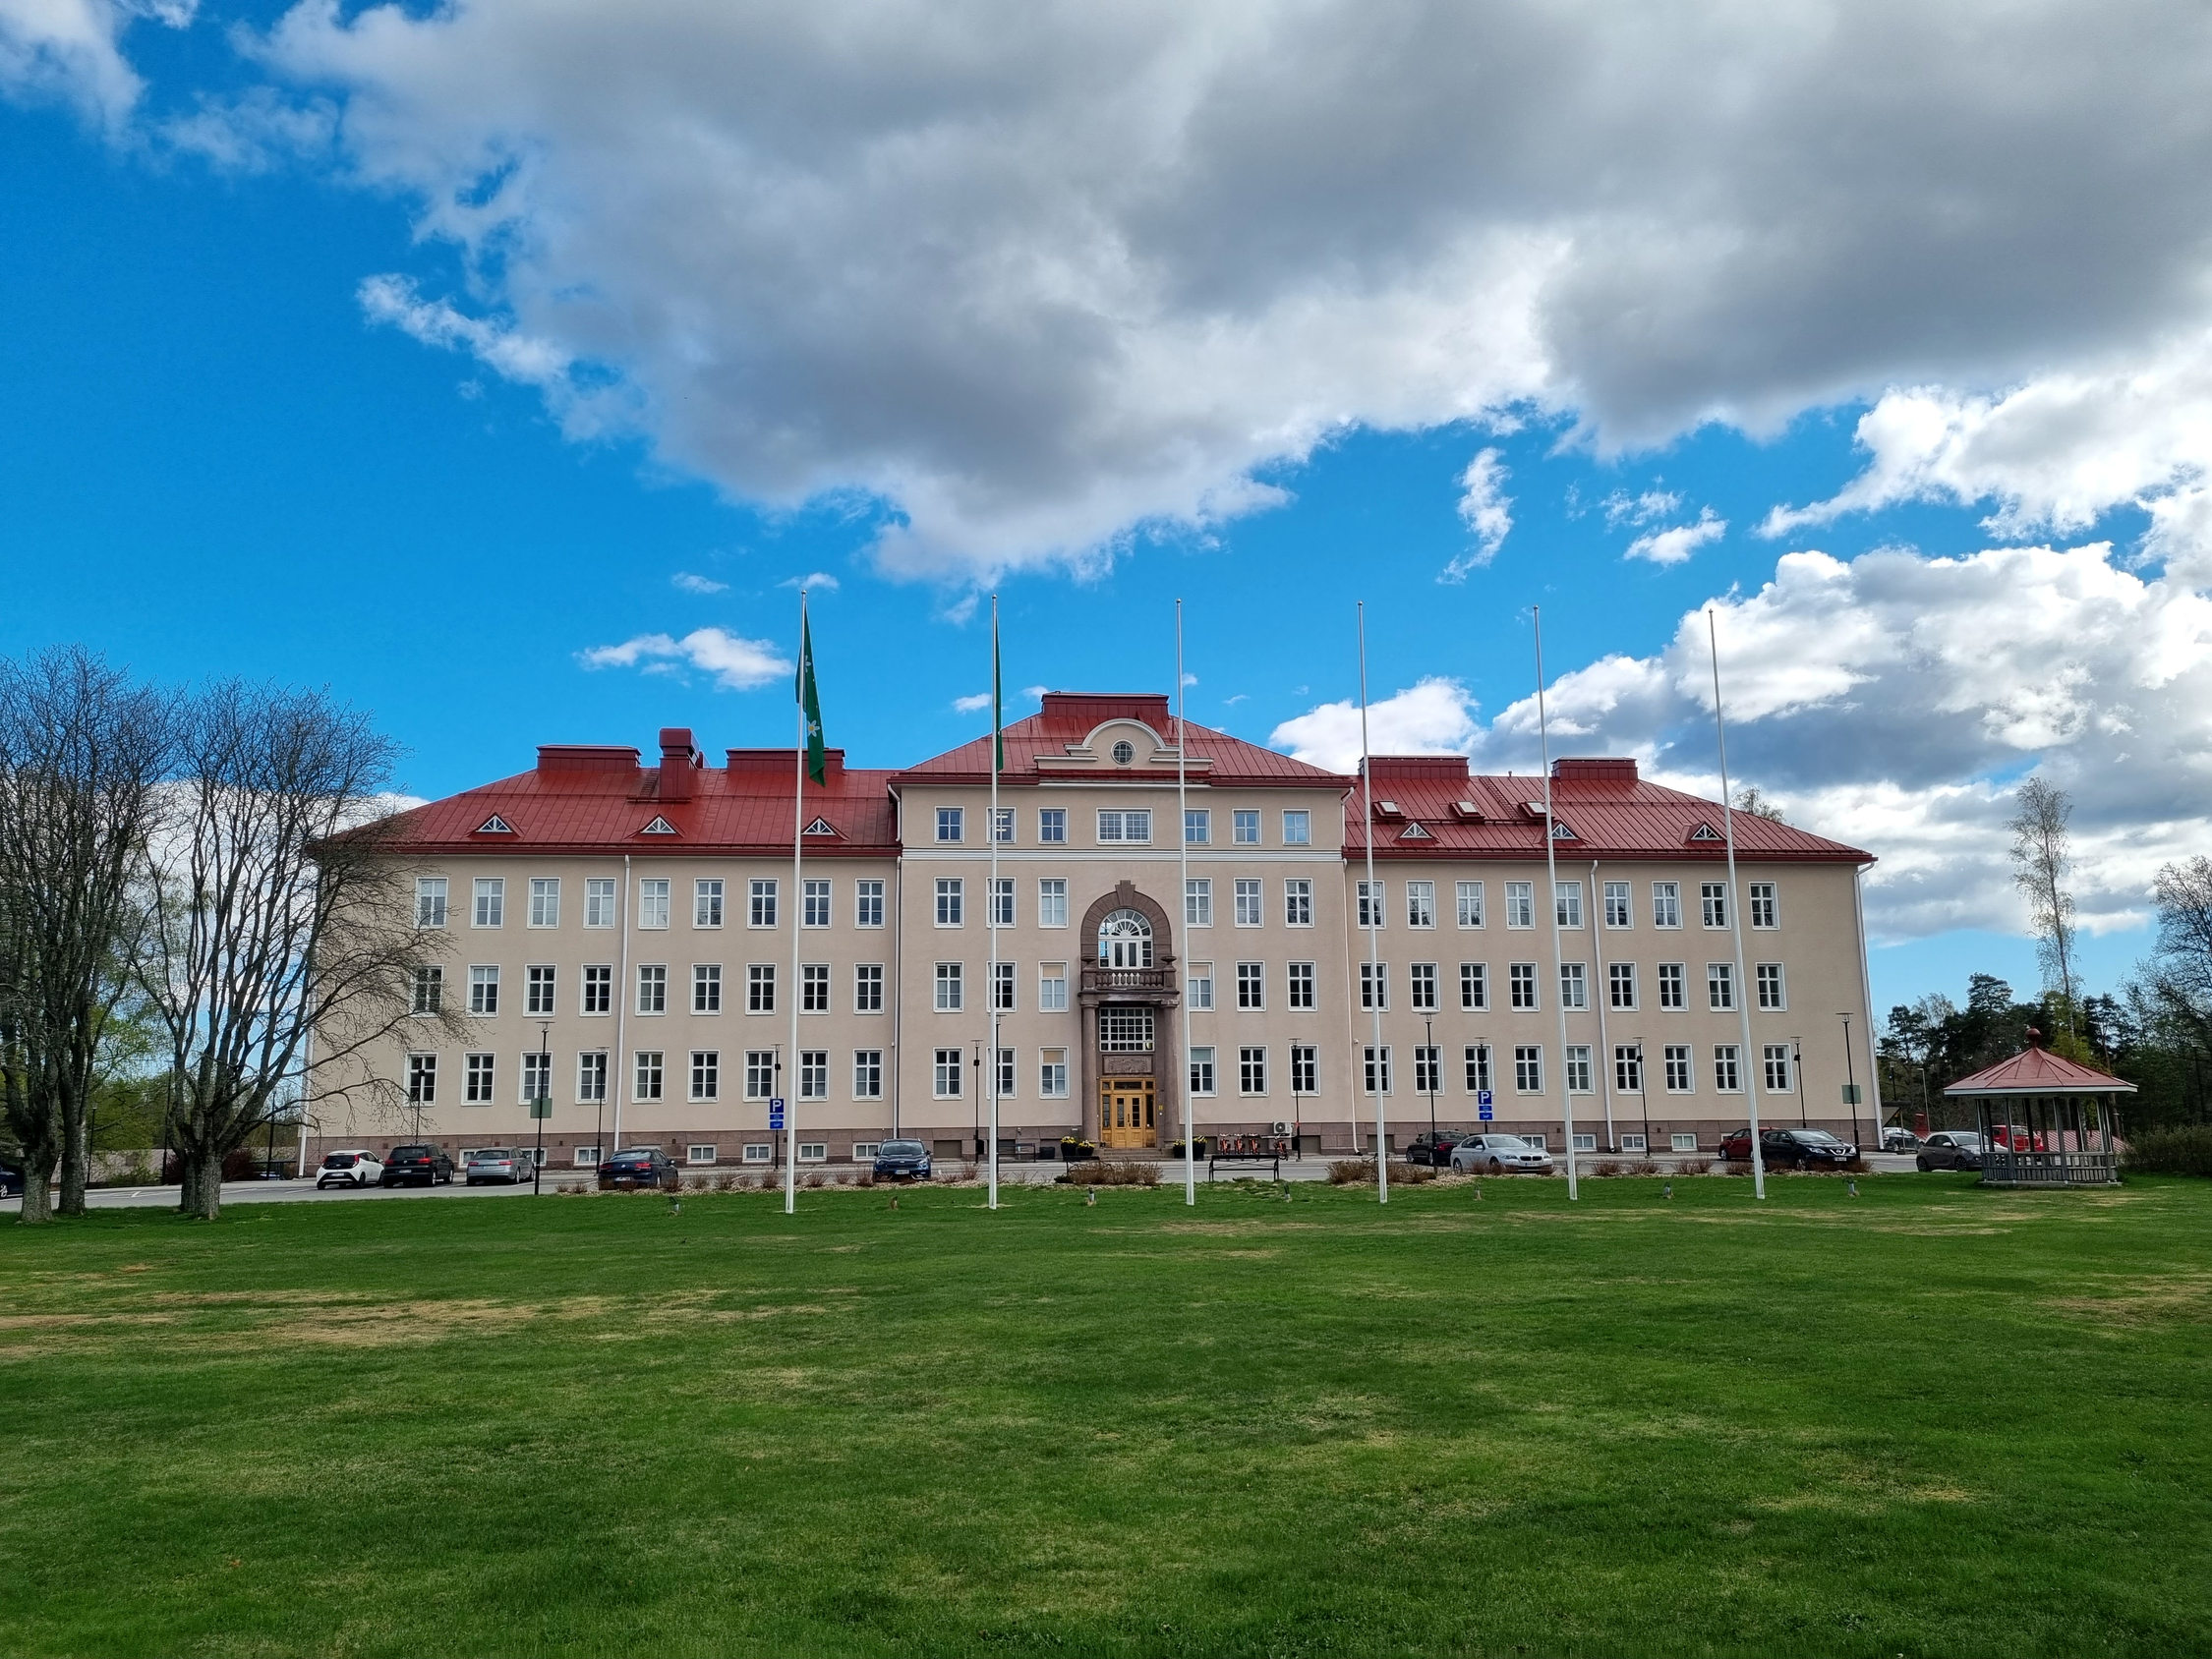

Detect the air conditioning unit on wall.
[{"left": 1270, "top": 1120, "right": 1291, "bottom": 1135}]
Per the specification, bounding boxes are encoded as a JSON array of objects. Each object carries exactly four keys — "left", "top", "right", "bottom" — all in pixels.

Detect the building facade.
[{"left": 311, "top": 692, "right": 1882, "bottom": 1169}]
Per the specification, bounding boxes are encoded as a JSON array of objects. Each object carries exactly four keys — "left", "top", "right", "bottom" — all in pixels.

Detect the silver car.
[
  {"left": 464, "top": 1147, "right": 532, "bottom": 1185},
  {"left": 1449, "top": 1133, "right": 1556, "bottom": 1174}
]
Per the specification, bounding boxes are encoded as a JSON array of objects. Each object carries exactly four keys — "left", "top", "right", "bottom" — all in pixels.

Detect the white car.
[
  {"left": 315, "top": 1150, "right": 384, "bottom": 1189},
  {"left": 1449, "top": 1133, "right": 1555, "bottom": 1174}
]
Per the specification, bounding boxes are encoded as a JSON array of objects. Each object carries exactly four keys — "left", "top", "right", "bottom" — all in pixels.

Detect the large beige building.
[{"left": 311, "top": 692, "right": 1882, "bottom": 1169}]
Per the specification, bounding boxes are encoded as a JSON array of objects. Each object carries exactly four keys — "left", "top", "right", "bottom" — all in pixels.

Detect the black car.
[
  {"left": 1405, "top": 1130, "right": 1468, "bottom": 1168},
  {"left": 872, "top": 1139, "right": 932, "bottom": 1181},
  {"left": 0, "top": 1161, "right": 23, "bottom": 1199},
  {"left": 379, "top": 1144, "right": 455, "bottom": 1186},
  {"left": 598, "top": 1146, "right": 681, "bottom": 1191},
  {"left": 1761, "top": 1127, "right": 1858, "bottom": 1169},
  {"left": 1916, "top": 1131, "right": 1985, "bottom": 1172}
]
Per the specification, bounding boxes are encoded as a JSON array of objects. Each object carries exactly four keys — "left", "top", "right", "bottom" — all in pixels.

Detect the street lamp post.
[
  {"left": 1635, "top": 1042, "right": 1651, "bottom": 1157},
  {"left": 1794, "top": 1038, "right": 1806, "bottom": 1128},
  {"left": 1424, "top": 1016, "right": 1438, "bottom": 1151},
  {"left": 532, "top": 1021, "right": 551, "bottom": 1196},
  {"left": 1839, "top": 1012, "right": 1861, "bottom": 1154}
]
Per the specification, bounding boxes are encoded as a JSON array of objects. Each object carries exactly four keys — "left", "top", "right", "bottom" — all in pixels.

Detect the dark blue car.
[
  {"left": 0, "top": 1162, "right": 23, "bottom": 1199},
  {"left": 872, "top": 1140, "right": 932, "bottom": 1181}
]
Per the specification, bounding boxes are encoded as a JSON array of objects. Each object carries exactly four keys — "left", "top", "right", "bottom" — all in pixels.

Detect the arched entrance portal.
[
  {"left": 1097, "top": 907, "right": 1153, "bottom": 969},
  {"left": 1077, "top": 883, "right": 1181, "bottom": 1153}
]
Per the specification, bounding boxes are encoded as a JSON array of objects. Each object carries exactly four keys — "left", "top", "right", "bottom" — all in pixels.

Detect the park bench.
[{"left": 1207, "top": 1133, "right": 1292, "bottom": 1181}]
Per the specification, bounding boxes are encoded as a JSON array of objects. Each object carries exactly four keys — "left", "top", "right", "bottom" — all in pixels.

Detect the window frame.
[
  {"left": 528, "top": 877, "right": 560, "bottom": 930},
  {"left": 637, "top": 878, "right": 670, "bottom": 931},
  {"left": 695, "top": 878, "right": 725, "bottom": 930},
  {"left": 472, "top": 877, "right": 504, "bottom": 930}
]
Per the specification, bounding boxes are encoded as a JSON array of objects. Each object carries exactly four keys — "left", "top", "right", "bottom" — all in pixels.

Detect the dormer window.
[
  {"left": 1400, "top": 823, "right": 1432, "bottom": 839},
  {"left": 474, "top": 814, "right": 514, "bottom": 835},
  {"left": 1689, "top": 823, "right": 1723, "bottom": 842},
  {"left": 638, "top": 816, "right": 676, "bottom": 835},
  {"left": 1550, "top": 821, "right": 1577, "bottom": 840}
]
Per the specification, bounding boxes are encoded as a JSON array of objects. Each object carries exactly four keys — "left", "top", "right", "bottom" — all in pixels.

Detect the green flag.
[
  {"left": 991, "top": 604, "right": 1003, "bottom": 774},
  {"left": 798, "top": 606, "right": 826, "bottom": 786}
]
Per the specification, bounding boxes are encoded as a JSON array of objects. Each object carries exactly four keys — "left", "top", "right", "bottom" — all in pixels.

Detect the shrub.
[
  {"left": 1328, "top": 1160, "right": 1374, "bottom": 1185},
  {"left": 1720, "top": 1160, "right": 1756, "bottom": 1177},
  {"left": 1673, "top": 1157, "right": 1711, "bottom": 1175},
  {"left": 853, "top": 1172, "right": 875, "bottom": 1188},
  {"left": 802, "top": 1171, "right": 826, "bottom": 1188},
  {"left": 2124, "top": 1125, "right": 2212, "bottom": 1176},
  {"left": 1056, "top": 1161, "right": 1159, "bottom": 1186},
  {"left": 1394, "top": 1162, "right": 1438, "bottom": 1184},
  {"left": 1589, "top": 1159, "right": 1624, "bottom": 1178},
  {"left": 1843, "top": 1155, "right": 1871, "bottom": 1174},
  {"left": 1628, "top": 1158, "right": 1661, "bottom": 1176}
]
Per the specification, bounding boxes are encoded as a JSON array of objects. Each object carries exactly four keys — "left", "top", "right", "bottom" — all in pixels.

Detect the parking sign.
[
  {"left": 769, "top": 1096, "right": 786, "bottom": 1130},
  {"left": 1477, "top": 1089, "right": 1494, "bottom": 1121}
]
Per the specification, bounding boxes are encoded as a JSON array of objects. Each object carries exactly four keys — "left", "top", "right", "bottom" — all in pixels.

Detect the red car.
[
  {"left": 1989, "top": 1124, "right": 2047, "bottom": 1151},
  {"left": 1717, "top": 1126, "right": 1755, "bottom": 1161}
]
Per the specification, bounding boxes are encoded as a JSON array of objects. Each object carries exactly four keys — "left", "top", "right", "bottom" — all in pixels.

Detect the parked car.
[
  {"left": 1761, "top": 1127, "right": 1858, "bottom": 1169},
  {"left": 1917, "top": 1131, "right": 1985, "bottom": 1172},
  {"left": 1405, "top": 1130, "right": 1469, "bottom": 1168},
  {"left": 597, "top": 1146, "right": 680, "bottom": 1191},
  {"left": 1449, "top": 1133, "right": 1555, "bottom": 1174},
  {"left": 0, "top": 1161, "right": 24, "bottom": 1198},
  {"left": 872, "top": 1140, "right": 933, "bottom": 1181},
  {"left": 315, "top": 1150, "right": 384, "bottom": 1189},
  {"left": 380, "top": 1144, "right": 455, "bottom": 1187},
  {"left": 1989, "top": 1123, "right": 2047, "bottom": 1151},
  {"left": 1717, "top": 1126, "right": 1756, "bottom": 1161},
  {"left": 1882, "top": 1127, "right": 1921, "bottom": 1153},
  {"left": 464, "top": 1148, "right": 533, "bottom": 1185}
]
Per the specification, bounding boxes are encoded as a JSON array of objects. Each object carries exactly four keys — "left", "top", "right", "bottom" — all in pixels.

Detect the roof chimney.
[{"left": 658, "top": 727, "right": 699, "bottom": 801}]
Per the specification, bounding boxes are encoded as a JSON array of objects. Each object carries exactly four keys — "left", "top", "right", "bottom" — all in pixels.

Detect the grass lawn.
[{"left": 3, "top": 1173, "right": 2209, "bottom": 1658}]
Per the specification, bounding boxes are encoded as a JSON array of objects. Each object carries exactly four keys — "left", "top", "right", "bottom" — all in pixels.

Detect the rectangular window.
[
  {"left": 1233, "top": 878, "right": 1262, "bottom": 927},
  {"left": 585, "top": 878, "right": 616, "bottom": 929},
  {"left": 638, "top": 878, "right": 669, "bottom": 930},
  {"left": 695, "top": 878, "right": 725, "bottom": 929},
  {"left": 690, "top": 1050, "right": 721, "bottom": 1102},
  {"left": 1038, "top": 963, "right": 1069, "bottom": 1012},
  {"left": 1283, "top": 879, "right": 1313, "bottom": 928},
  {"left": 933, "top": 1048, "right": 962, "bottom": 1098},
  {"left": 1096, "top": 809, "right": 1151, "bottom": 842},
  {"left": 1509, "top": 962, "right": 1538, "bottom": 1010},
  {"left": 1555, "top": 881, "right": 1583, "bottom": 929},
  {"left": 1708, "top": 962, "right": 1736, "bottom": 1011},
  {"left": 748, "top": 879, "right": 777, "bottom": 928},
  {"left": 582, "top": 963, "right": 611, "bottom": 1015},
  {"left": 1573, "top": 1133, "right": 1598, "bottom": 1153},
  {"left": 991, "top": 807, "right": 1015, "bottom": 844},
  {"left": 526, "top": 964, "right": 556, "bottom": 1016},
  {"left": 1564, "top": 1045, "right": 1593, "bottom": 1094},
  {"left": 687, "top": 1145, "right": 718, "bottom": 1167},
  {"left": 799, "top": 1050, "right": 827, "bottom": 1101},
  {"left": 853, "top": 1050, "right": 884, "bottom": 1099},
  {"left": 1764, "top": 1044, "right": 1794, "bottom": 1092},
  {"left": 989, "top": 879, "right": 1015, "bottom": 928},
  {"left": 416, "top": 877, "right": 448, "bottom": 930},
  {"left": 937, "top": 807, "right": 963, "bottom": 843},
  {"left": 1359, "top": 960, "right": 1389, "bottom": 1010},
  {"left": 1236, "top": 961, "right": 1264, "bottom": 1009},
  {"left": 1038, "top": 879, "right": 1069, "bottom": 928},
  {"left": 1363, "top": 1046, "right": 1391, "bottom": 1095},
  {"left": 693, "top": 963, "right": 722, "bottom": 1014},
  {"left": 1186, "top": 878, "right": 1213, "bottom": 927},
  {"left": 855, "top": 880, "right": 885, "bottom": 928},
  {"left": 1653, "top": 882, "right": 1682, "bottom": 929},
  {"left": 1464, "top": 1043, "right": 1492, "bottom": 1093},
  {"left": 1406, "top": 881, "right": 1435, "bottom": 929},
  {"left": 577, "top": 1051, "right": 608, "bottom": 1103},
  {"left": 1664, "top": 1044, "right": 1693, "bottom": 1093},
  {"left": 1504, "top": 882, "right": 1535, "bottom": 929},
  {"left": 1701, "top": 882, "right": 1729, "bottom": 929},
  {"left": 802, "top": 963, "right": 831, "bottom": 1013},
  {"left": 936, "top": 879, "right": 963, "bottom": 927},
  {"left": 1291, "top": 1044, "right": 1318, "bottom": 1095},
  {"left": 1460, "top": 962, "right": 1487, "bottom": 1010},
  {"left": 1037, "top": 808, "right": 1067, "bottom": 844},
  {"left": 854, "top": 963, "right": 885, "bottom": 1013},
  {"left": 465, "top": 1052, "right": 495, "bottom": 1105},
  {"left": 1559, "top": 962, "right": 1588, "bottom": 1010},
  {"left": 470, "top": 964, "right": 500, "bottom": 1016},
  {"left": 1413, "top": 1045, "right": 1440, "bottom": 1094},
  {"left": 1282, "top": 810, "right": 1311, "bottom": 845},
  {"left": 1233, "top": 810, "right": 1260, "bottom": 845},
  {"left": 635, "top": 964, "right": 666, "bottom": 1015},
  {"left": 1614, "top": 1044, "right": 1643, "bottom": 1094},
  {"left": 1756, "top": 962, "right": 1786, "bottom": 1010},
  {"left": 1658, "top": 962, "right": 1686, "bottom": 1010},
  {"left": 748, "top": 963, "right": 776, "bottom": 1014},
  {"left": 1288, "top": 960, "right": 1315, "bottom": 1009},
  {"left": 1621, "top": 1133, "right": 1648, "bottom": 1153},
  {"left": 1098, "top": 1005, "right": 1154, "bottom": 1052},
  {"left": 994, "top": 1048, "right": 1016, "bottom": 1100},
  {"left": 1356, "top": 880, "right": 1385, "bottom": 929},
  {"left": 992, "top": 961, "right": 1015, "bottom": 1012},
  {"left": 411, "top": 965, "right": 443, "bottom": 1015},
  {"left": 528, "top": 878, "right": 560, "bottom": 929},
  {"left": 1187, "top": 961, "right": 1214, "bottom": 1010},
  {"left": 745, "top": 1051, "right": 776, "bottom": 1100},
  {"left": 633, "top": 1051, "right": 664, "bottom": 1102},
  {"left": 802, "top": 880, "right": 831, "bottom": 928},
  {"left": 1185, "top": 808, "right": 1211, "bottom": 845},
  {"left": 1189, "top": 1046, "right": 1217, "bottom": 1096},
  {"left": 1608, "top": 962, "right": 1637, "bottom": 1009},
  {"left": 1456, "top": 880, "right": 1484, "bottom": 929},
  {"left": 1513, "top": 1044, "right": 1543, "bottom": 1093},
  {"left": 742, "top": 1143, "right": 772, "bottom": 1165},
  {"left": 406, "top": 1052, "right": 437, "bottom": 1104},
  {"left": 1410, "top": 962, "right": 1438, "bottom": 1011},
  {"left": 1714, "top": 1045, "right": 1741, "bottom": 1093},
  {"left": 1670, "top": 1132, "right": 1699, "bottom": 1153},
  {"left": 1239, "top": 1046, "right": 1267, "bottom": 1095},
  {"left": 934, "top": 962, "right": 962, "bottom": 1011},
  {"left": 1603, "top": 881, "right": 1632, "bottom": 929},
  {"left": 1749, "top": 882, "right": 1778, "bottom": 929},
  {"left": 1039, "top": 1049, "right": 1069, "bottom": 1098},
  {"left": 473, "top": 878, "right": 504, "bottom": 929}
]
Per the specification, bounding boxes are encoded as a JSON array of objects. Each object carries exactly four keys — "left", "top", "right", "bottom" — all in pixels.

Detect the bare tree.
[
  {"left": 1732, "top": 785, "right": 1785, "bottom": 822},
  {"left": 0, "top": 650, "right": 172, "bottom": 1223},
  {"left": 140, "top": 683, "right": 453, "bottom": 1220},
  {"left": 2009, "top": 776, "right": 2078, "bottom": 1026},
  {"left": 2141, "top": 856, "right": 2212, "bottom": 1054}
]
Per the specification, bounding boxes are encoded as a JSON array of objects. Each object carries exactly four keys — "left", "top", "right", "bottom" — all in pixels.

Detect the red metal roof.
[
  {"left": 1944, "top": 1046, "right": 2136, "bottom": 1097},
  {"left": 894, "top": 693, "right": 1350, "bottom": 786}
]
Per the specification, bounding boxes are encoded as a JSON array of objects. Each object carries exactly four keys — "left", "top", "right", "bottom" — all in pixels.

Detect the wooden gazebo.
[{"left": 1942, "top": 1038, "right": 2134, "bottom": 1188}]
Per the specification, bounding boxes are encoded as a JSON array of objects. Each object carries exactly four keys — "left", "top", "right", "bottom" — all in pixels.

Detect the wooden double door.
[{"left": 1100, "top": 1078, "right": 1157, "bottom": 1148}]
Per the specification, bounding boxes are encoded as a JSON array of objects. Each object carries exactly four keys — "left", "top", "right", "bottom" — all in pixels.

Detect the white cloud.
[
  {"left": 1269, "top": 676, "right": 1479, "bottom": 772},
  {"left": 1020, "top": 684, "right": 1048, "bottom": 702},
  {"left": 952, "top": 693, "right": 992, "bottom": 714},
  {"left": 1624, "top": 506, "right": 1725, "bottom": 564},
  {"left": 160, "top": 86, "right": 335, "bottom": 170},
  {"left": 1603, "top": 488, "right": 1680, "bottom": 528},
  {"left": 1441, "top": 447, "right": 1512, "bottom": 582},
  {"left": 671, "top": 571, "right": 728, "bottom": 595},
  {"left": 0, "top": 0, "right": 190, "bottom": 131},
  {"left": 579, "top": 627, "right": 789, "bottom": 689},
  {"left": 780, "top": 572, "right": 840, "bottom": 592}
]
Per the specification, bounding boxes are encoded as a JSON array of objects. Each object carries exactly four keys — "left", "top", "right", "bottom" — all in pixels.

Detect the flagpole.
[
  {"left": 787, "top": 590, "right": 805, "bottom": 1217},
  {"left": 1177, "top": 601, "right": 1196, "bottom": 1207},
  {"left": 988, "top": 595, "right": 1002, "bottom": 1211},
  {"left": 1357, "top": 602, "right": 1388, "bottom": 1205},
  {"left": 1535, "top": 605, "right": 1579, "bottom": 1201},
  {"left": 1709, "top": 608, "right": 1769, "bottom": 1201}
]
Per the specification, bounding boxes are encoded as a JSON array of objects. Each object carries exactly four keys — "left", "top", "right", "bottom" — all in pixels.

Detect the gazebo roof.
[{"left": 1944, "top": 1045, "right": 2137, "bottom": 1098}]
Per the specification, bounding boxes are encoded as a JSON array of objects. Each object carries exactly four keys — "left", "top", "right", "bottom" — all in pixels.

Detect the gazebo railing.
[{"left": 1981, "top": 1147, "right": 2120, "bottom": 1187}]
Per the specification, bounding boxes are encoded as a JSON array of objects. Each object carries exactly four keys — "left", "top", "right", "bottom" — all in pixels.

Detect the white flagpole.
[
  {"left": 988, "top": 595, "right": 1001, "bottom": 1211},
  {"left": 1177, "top": 601, "right": 1196, "bottom": 1207},
  {"left": 786, "top": 590, "right": 805, "bottom": 1217},
  {"left": 1357, "top": 602, "right": 1388, "bottom": 1205},
  {"left": 1535, "top": 605, "right": 1579, "bottom": 1201},
  {"left": 1709, "top": 607, "right": 1768, "bottom": 1201}
]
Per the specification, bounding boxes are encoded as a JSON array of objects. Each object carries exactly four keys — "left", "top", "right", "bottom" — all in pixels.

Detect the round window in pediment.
[{"left": 1111, "top": 740, "right": 1135, "bottom": 765}]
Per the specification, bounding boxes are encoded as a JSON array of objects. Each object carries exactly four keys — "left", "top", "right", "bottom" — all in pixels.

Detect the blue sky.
[{"left": 5, "top": 0, "right": 2209, "bottom": 1025}]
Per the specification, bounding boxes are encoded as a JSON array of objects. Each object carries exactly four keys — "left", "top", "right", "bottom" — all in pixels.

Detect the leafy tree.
[{"left": 2009, "top": 777, "right": 2078, "bottom": 1025}]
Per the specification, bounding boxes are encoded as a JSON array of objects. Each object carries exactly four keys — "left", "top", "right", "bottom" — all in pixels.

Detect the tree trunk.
[
  {"left": 16, "top": 1166, "right": 53, "bottom": 1224},
  {"left": 181, "top": 1153, "right": 224, "bottom": 1221},
  {"left": 57, "top": 1105, "right": 87, "bottom": 1217}
]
